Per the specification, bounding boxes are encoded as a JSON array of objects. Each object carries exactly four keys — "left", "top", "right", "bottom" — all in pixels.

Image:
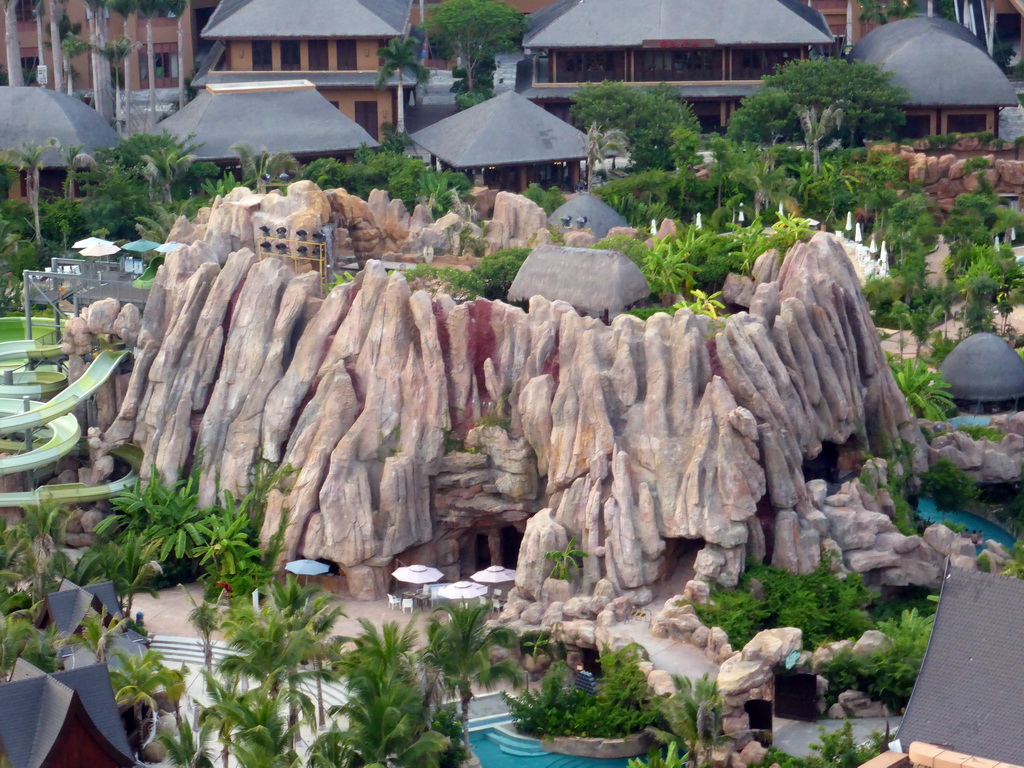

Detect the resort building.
[
  {"left": 516, "top": 0, "right": 835, "bottom": 131},
  {"left": 849, "top": 16, "right": 1018, "bottom": 137},
  {"left": 159, "top": 81, "right": 379, "bottom": 164},
  {"left": 194, "top": 0, "right": 414, "bottom": 140},
  {"left": 410, "top": 90, "right": 586, "bottom": 191}
]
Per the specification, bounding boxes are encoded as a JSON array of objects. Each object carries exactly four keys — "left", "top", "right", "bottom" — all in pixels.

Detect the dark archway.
[{"left": 500, "top": 525, "right": 524, "bottom": 568}]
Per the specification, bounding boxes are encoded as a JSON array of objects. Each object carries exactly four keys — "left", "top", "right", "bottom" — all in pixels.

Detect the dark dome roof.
[
  {"left": 549, "top": 194, "right": 628, "bottom": 239},
  {"left": 848, "top": 17, "right": 1017, "bottom": 107},
  {"left": 939, "top": 333, "right": 1024, "bottom": 403},
  {"left": 0, "top": 87, "right": 117, "bottom": 168}
]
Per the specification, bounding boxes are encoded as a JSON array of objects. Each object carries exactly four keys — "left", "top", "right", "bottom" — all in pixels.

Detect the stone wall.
[{"left": 96, "top": 181, "right": 937, "bottom": 605}]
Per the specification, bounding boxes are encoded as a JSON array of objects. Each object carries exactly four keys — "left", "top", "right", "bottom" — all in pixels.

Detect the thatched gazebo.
[
  {"left": 549, "top": 194, "right": 628, "bottom": 240},
  {"left": 939, "top": 332, "right": 1024, "bottom": 410},
  {"left": 507, "top": 245, "right": 649, "bottom": 320}
]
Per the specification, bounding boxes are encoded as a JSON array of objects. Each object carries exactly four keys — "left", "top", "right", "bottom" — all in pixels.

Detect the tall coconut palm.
[
  {"left": 654, "top": 673, "right": 727, "bottom": 768},
  {"left": 111, "top": 649, "right": 172, "bottom": 756},
  {"left": 199, "top": 672, "right": 242, "bottom": 768},
  {"left": 582, "top": 122, "right": 628, "bottom": 191},
  {"left": 79, "top": 614, "right": 126, "bottom": 663},
  {"left": 162, "top": 0, "right": 186, "bottom": 108},
  {"left": 46, "top": 0, "right": 64, "bottom": 91},
  {"left": 798, "top": 104, "right": 844, "bottom": 175},
  {"left": 137, "top": 0, "right": 167, "bottom": 127},
  {"left": 4, "top": 138, "right": 59, "bottom": 245},
  {"left": 376, "top": 37, "right": 426, "bottom": 134},
  {"left": 102, "top": 36, "right": 140, "bottom": 135},
  {"left": 140, "top": 144, "right": 195, "bottom": 202},
  {"left": 158, "top": 717, "right": 216, "bottom": 768},
  {"left": 182, "top": 587, "right": 221, "bottom": 673},
  {"left": 222, "top": 694, "right": 298, "bottom": 768},
  {"left": 106, "top": 0, "right": 141, "bottom": 132},
  {"left": 2, "top": 0, "right": 24, "bottom": 86},
  {"left": 59, "top": 143, "right": 96, "bottom": 201},
  {"left": 426, "top": 602, "right": 521, "bottom": 750},
  {"left": 61, "top": 34, "right": 90, "bottom": 94},
  {"left": 83, "top": 0, "right": 112, "bottom": 118},
  {"left": 230, "top": 143, "right": 299, "bottom": 193}
]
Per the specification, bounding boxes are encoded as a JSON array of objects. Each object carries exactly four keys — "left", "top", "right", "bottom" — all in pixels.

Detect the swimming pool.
[
  {"left": 916, "top": 497, "right": 1016, "bottom": 550},
  {"left": 469, "top": 725, "right": 635, "bottom": 768},
  {"left": 949, "top": 415, "right": 993, "bottom": 428}
]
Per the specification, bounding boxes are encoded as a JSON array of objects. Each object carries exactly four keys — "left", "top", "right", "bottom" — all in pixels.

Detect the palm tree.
[
  {"left": 158, "top": 717, "right": 216, "bottom": 768},
  {"left": 2, "top": 0, "right": 24, "bottom": 86},
  {"left": 79, "top": 532, "right": 162, "bottom": 616},
  {"left": 654, "top": 673, "right": 727, "bottom": 768},
  {"left": 61, "top": 34, "right": 90, "bottom": 95},
  {"left": 16, "top": 500, "right": 69, "bottom": 598},
  {"left": 582, "top": 123, "right": 628, "bottom": 191},
  {"left": 230, "top": 143, "right": 300, "bottom": 193},
  {"left": 83, "top": 0, "right": 112, "bottom": 118},
  {"left": 0, "top": 221, "right": 25, "bottom": 274},
  {"left": 730, "top": 148, "right": 793, "bottom": 216},
  {"left": 46, "top": 0, "right": 64, "bottom": 91},
  {"left": 102, "top": 36, "right": 140, "bottom": 135},
  {"left": 890, "top": 357, "right": 956, "bottom": 421},
  {"left": 427, "top": 603, "right": 521, "bottom": 750},
  {"left": 162, "top": 0, "right": 187, "bottom": 108},
  {"left": 222, "top": 694, "right": 298, "bottom": 768},
  {"left": 376, "top": 37, "right": 426, "bottom": 134},
  {"left": 79, "top": 614, "right": 126, "bottom": 663},
  {"left": 111, "top": 649, "right": 171, "bottom": 756},
  {"left": 4, "top": 139, "right": 59, "bottom": 244},
  {"left": 138, "top": 0, "right": 167, "bottom": 127},
  {"left": 141, "top": 144, "right": 195, "bottom": 203},
  {"left": 59, "top": 144, "right": 96, "bottom": 201},
  {"left": 106, "top": 0, "right": 142, "bottom": 132},
  {"left": 798, "top": 104, "right": 844, "bottom": 175},
  {"left": 182, "top": 587, "right": 221, "bottom": 673},
  {"left": 0, "top": 614, "right": 43, "bottom": 674},
  {"left": 199, "top": 672, "right": 242, "bottom": 768}
]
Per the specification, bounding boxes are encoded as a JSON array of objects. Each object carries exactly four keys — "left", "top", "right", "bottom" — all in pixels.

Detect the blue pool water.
[
  {"left": 949, "top": 415, "right": 993, "bottom": 428},
  {"left": 916, "top": 497, "right": 1016, "bottom": 550},
  {"left": 469, "top": 725, "right": 635, "bottom": 768}
]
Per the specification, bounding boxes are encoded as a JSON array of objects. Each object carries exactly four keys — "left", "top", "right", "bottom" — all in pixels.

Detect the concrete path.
[
  {"left": 614, "top": 620, "right": 720, "bottom": 681},
  {"left": 772, "top": 717, "right": 900, "bottom": 757}
]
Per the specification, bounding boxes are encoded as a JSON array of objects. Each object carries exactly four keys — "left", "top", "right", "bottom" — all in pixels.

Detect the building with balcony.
[
  {"left": 194, "top": 0, "right": 414, "bottom": 140},
  {"left": 517, "top": 0, "right": 835, "bottom": 131},
  {"left": 849, "top": 16, "right": 1017, "bottom": 137}
]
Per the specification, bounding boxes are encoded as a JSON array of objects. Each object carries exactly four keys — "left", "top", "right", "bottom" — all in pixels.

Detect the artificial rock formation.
[{"left": 94, "top": 194, "right": 941, "bottom": 604}]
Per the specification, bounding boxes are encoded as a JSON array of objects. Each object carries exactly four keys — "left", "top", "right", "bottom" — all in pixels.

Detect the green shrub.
[
  {"left": 957, "top": 425, "right": 1005, "bottom": 442},
  {"left": 504, "top": 645, "right": 662, "bottom": 739},
  {"left": 593, "top": 234, "right": 654, "bottom": 267},
  {"left": 758, "top": 722, "right": 885, "bottom": 768},
  {"left": 474, "top": 248, "right": 531, "bottom": 300},
  {"left": 523, "top": 184, "right": 566, "bottom": 215},
  {"left": 691, "top": 557, "right": 873, "bottom": 648},
  {"left": 920, "top": 457, "right": 979, "bottom": 511}
]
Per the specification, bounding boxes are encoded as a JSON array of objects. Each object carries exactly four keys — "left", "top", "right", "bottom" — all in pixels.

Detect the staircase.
[{"left": 486, "top": 728, "right": 547, "bottom": 757}]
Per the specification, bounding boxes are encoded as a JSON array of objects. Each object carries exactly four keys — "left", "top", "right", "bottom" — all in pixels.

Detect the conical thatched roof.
[
  {"left": 157, "top": 81, "right": 378, "bottom": 161},
  {"left": 549, "top": 194, "right": 628, "bottom": 240},
  {"left": 939, "top": 333, "right": 1024, "bottom": 403},
  {"left": 0, "top": 88, "right": 117, "bottom": 168},
  {"left": 507, "top": 245, "right": 649, "bottom": 314},
  {"left": 409, "top": 91, "right": 586, "bottom": 169}
]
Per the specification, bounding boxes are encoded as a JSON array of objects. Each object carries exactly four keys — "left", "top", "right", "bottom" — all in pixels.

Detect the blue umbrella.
[
  {"left": 155, "top": 241, "right": 183, "bottom": 253},
  {"left": 284, "top": 559, "right": 331, "bottom": 576}
]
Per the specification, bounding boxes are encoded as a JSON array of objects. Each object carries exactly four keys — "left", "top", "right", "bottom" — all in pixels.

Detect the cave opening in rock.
[
  {"left": 661, "top": 537, "right": 705, "bottom": 589},
  {"left": 467, "top": 525, "right": 526, "bottom": 572},
  {"left": 802, "top": 441, "right": 840, "bottom": 485},
  {"left": 501, "top": 524, "right": 524, "bottom": 568},
  {"left": 744, "top": 699, "right": 772, "bottom": 732}
]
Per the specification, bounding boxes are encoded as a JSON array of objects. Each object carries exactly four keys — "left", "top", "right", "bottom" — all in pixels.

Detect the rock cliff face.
[{"left": 100, "top": 190, "right": 936, "bottom": 602}]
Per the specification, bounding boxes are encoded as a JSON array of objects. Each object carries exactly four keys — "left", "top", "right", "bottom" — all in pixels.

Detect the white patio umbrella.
[
  {"left": 79, "top": 242, "right": 121, "bottom": 257},
  {"left": 284, "top": 559, "right": 330, "bottom": 576},
  {"left": 155, "top": 241, "right": 183, "bottom": 253},
  {"left": 72, "top": 236, "right": 113, "bottom": 250},
  {"left": 392, "top": 564, "right": 443, "bottom": 584},
  {"left": 471, "top": 565, "right": 517, "bottom": 584},
  {"left": 437, "top": 581, "right": 488, "bottom": 600}
]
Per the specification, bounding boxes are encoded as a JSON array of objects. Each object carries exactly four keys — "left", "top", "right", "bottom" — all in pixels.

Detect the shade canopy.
[
  {"left": 508, "top": 245, "right": 651, "bottom": 315},
  {"left": 939, "top": 333, "right": 1024, "bottom": 403},
  {"left": 284, "top": 559, "right": 331, "bottom": 576},
  {"left": 437, "top": 581, "right": 488, "bottom": 600},
  {"left": 392, "top": 564, "right": 443, "bottom": 584},
  {"left": 155, "top": 242, "right": 183, "bottom": 253},
  {"left": 471, "top": 565, "right": 517, "bottom": 584},
  {"left": 72, "top": 237, "right": 113, "bottom": 250},
  {"left": 78, "top": 243, "right": 121, "bottom": 257},
  {"left": 122, "top": 239, "right": 160, "bottom": 252},
  {"left": 410, "top": 91, "right": 586, "bottom": 169},
  {"left": 158, "top": 81, "right": 378, "bottom": 162}
]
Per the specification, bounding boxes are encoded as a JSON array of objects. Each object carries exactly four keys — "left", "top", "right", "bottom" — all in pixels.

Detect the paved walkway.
[
  {"left": 614, "top": 620, "right": 720, "bottom": 681},
  {"left": 772, "top": 717, "right": 900, "bottom": 757}
]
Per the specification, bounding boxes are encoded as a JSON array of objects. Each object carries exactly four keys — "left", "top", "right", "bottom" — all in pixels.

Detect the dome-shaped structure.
[
  {"left": 549, "top": 194, "right": 628, "bottom": 240},
  {"left": 848, "top": 17, "right": 1017, "bottom": 108},
  {"left": 0, "top": 88, "right": 117, "bottom": 168},
  {"left": 939, "top": 333, "right": 1024, "bottom": 404}
]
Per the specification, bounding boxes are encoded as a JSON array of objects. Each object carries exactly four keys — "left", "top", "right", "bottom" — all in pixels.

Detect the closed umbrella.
[
  {"left": 284, "top": 559, "right": 331, "bottom": 576},
  {"left": 437, "top": 581, "right": 487, "bottom": 600},
  {"left": 470, "top": 565, "right": 516, "bottom": 584},
  {"left": 392, "top": 564, "right": 443, "bottom": 584},
  {"left": 79, "top": 243, "right": 121, "bottom": 257},
  {"left": 122, "top": 239, "right": 160, "bottom": 252},
  {"left": 72, "top": 236, "right": 113, "bottom": 250}
]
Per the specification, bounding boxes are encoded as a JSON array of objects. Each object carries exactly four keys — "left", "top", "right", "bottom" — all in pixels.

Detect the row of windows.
[{"left": 251, "top": 39, "right": 358, "bottom": 71}]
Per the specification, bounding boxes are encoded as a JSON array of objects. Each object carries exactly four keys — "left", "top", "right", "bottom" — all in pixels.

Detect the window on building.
[
  {"left": 946, "top": 113, "right": 988, "bottom": 134},
  {"left": 252, "top": 40, "right": 272, "bottom": 71},
  {"left": 15, "top": 0, "right": 35, "bottom": 22},
  {"left": 280, "top": 40, "right": 301, "bottom": 70},
  {"left": 308, "top": 39, "right": 329, "bottom": 70},
  {"left": 641, "top": 48, "right": 720, "bottom": 81},
  {"left": 139, "top": 44, "right": 179, "bottom": 87},
  {"left": 336, "top": 40, "right": 356, "bottom": 69}
]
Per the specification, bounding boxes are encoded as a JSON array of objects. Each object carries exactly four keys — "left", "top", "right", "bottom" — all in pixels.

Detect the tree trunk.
[
  {"left": 461, "top": 692, "right": 471, "bottom": 751},
  {"left": 203, "top": 639, "right": 212, "bottom": 673},
  {"left": 47, "top": 0, "right": 62, "bottom": 91},
  {"left": 34, "top": 10, "right": 43, "bottom": 82},
  {"left": 812, "top": 141, "right": 821, "bottom": 175},
  {"left": 4, "top": 2, "right": 24, "bottom": 86},
  {"left": 464, "top": 53, "right": 474, "bottom": 92},
  {"left": 93, "top": 8, "right": 113, "bottom": 119},
  {"left": 29, "top": 169, "right": 41, "bottom": 243},
  {"left": 146, "top": 16, "right": 156, "bottom": 127},
  {"left": 124, "top": 13, "right": 137, "bottom": 134},
  {"left": 395, "top": 71, "right": 405, "bottom": 133},
  {"left": 176, "top": 12, "right": 184, "bottom": 108},
  {"left": 315, "top": 657, "right": 325, "bottom": 728}
]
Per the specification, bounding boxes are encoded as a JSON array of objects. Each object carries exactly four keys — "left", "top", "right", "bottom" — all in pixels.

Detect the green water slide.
[
  {"left": 0, "top": 351, "right": 127, "bottom": 433},
  {"left": 0, "top": 445, "right": 141, "bottom": 506},
  {"left": 0, "top": 402, "right": 81, "bottom": 475},
  {"left": 0, "top": 340, "right": 64, "bottom": 365}
]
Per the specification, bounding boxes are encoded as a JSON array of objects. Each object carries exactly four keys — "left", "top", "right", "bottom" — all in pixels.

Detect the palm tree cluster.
[{"left": 155, "top": 579, "right": 521, "bottom": 768}]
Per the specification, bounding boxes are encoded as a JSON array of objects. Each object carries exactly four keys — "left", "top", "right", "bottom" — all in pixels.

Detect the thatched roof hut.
[
  {"left": 939, "top": 333, "right": 1024, "bottom": 405},
  {"left": 549, "top": 194, "right": 628, "bottom": 240},
  {"left": 507, "top": 245, "right": 649, "bottom": 316},
  {"left": 0, "top": 88, "right": 117, "bottom": 168}
]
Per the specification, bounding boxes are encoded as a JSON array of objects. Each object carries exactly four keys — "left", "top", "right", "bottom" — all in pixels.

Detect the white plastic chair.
[
  {"left": 401, "top": 598, "right": 414, "bottom": 613},
  {"left": 387, "top": 594, "right": 401, "bottom": 611}
]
